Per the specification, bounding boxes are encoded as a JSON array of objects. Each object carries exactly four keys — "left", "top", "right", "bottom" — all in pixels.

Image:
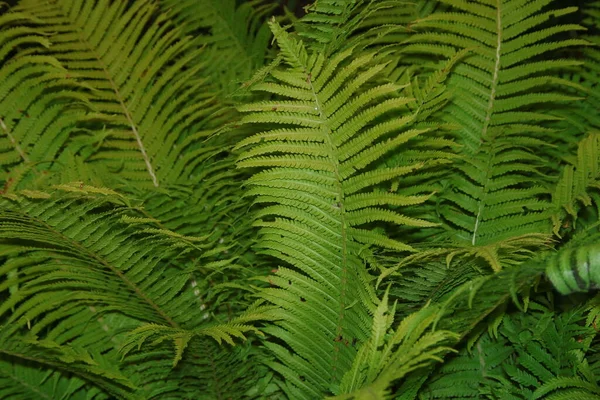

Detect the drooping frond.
[
  {"left": 0, "top": 187, "right": 195, "bottom": 330},
  {"left": 0, "top": 324, "right": 136, "bottom": 399},
  {"left": 405, "top": 0, "right": 589, "bottom": 264},
  {"left": 0, "top": 186, "right": 271, "bottom": 397},
  {"left": 235, "top": 20, "right": 448, "bottom": 398},
  {"left": 0, "top": 358, "right": 109, "bottom": 400},
  {"left": 120, "top": 299, "right": 274, "bottom": 366}
]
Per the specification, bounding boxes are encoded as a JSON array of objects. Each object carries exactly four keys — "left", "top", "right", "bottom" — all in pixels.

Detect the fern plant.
[{"left": 1, "top": 0, "right": 600, "bottom": 399}]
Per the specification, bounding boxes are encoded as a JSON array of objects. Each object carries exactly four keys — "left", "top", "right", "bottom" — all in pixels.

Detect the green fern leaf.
[
  {"left": 13, "top": 0, "right": 229, "bottom": 188},
  {"left": 236, "top": 20, "right": 447, "bottom": 398},
  {"left": 0, "top": 13, "right": 88, "bottom": 191},
  {"left": 552, "top": 133, "right": 600, "bottom": 235},
  {"left": 406, "top": 0, "right": 589, "bottom": 264}
]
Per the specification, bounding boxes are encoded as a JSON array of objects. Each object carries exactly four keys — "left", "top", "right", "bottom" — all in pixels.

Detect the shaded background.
[
  {"left": 3, "top": 0, "right": 313, "bottom": 15},
  {"left": 2, "top": 0, "right": 592, "bottom": 22}
]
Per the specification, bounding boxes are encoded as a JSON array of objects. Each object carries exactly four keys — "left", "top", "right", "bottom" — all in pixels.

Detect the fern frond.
[
  {"left": 167, "top": 338, "right": 285, "bottom": 399},
  {"left": 0, "top": 188, "right": 223, "bottom": 358},
  {"left": 423, "top": 304, "right": 595, "bottom": 400},
  {"left": 552, "top": 133, "right": 600, "bottom": 235},
  {"left": 235, "top": 20, "right": 448, "bottom": 398},
  {"left": 446, "top": 233, "right": 554, "bottom": 272},
  {"left": 406, "top": 0, "right": 589, "bottom": 263},
  {"left": 0, "top": 359, "right": 109, "bottom": 400},
  {"left": 13, "top": 0, "right": 229, "bottom": 188},
  {"left": 549, "top": 2, "right": 600, "bottom": 152},
  {"left": 332, "top": 296, "right": 458, "bottom": 399},
  {"left": 0, "top": 184, "right": 277, "bottom": 397},
  {"left": 297, "top": 0, "right": 419, "bottom": 57},
  {"left": 0, "top": 326, "right": 137, "bottom": 399},
  {"left": 2, "top": 0, "right": 600, "bottom": 398},
  {"left": 534, "top": 369, "right": 600, "bottom": 399},
  {"left": 379, "top": 253, "right": 483, "bottom": 320},
  {"left": 0, "top": 12, "right": 88, "bottom": 191},
  {"left": 120, "top": 303, "right": 274, "bottom": 367}
]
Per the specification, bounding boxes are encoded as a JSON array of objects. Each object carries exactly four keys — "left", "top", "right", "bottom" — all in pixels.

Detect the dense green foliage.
[{"left": 0, "top": 0, "right": 600, "bottom": 398}]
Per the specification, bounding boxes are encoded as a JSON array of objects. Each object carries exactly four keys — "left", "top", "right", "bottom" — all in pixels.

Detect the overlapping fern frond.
[
  {"left": 423, "top": 303, "right": 597, "bottom": 400},
  {"left": 13, "top": 0, "right": 230, "bottom": 188},
  {"left": 405, "top": 0, "right": 589, "bottom": 267},
  {"left": 0, "top": 11, "right": 88, "bottom": 191},
  {"left": 1, "top": 0, "right": 600, "bottom": 398},
  {"left": 235, "top": 19, "right": 449, "bottom": 398},
  {"left": 552, "top": 133, "right": 600, "bottom": 235},
  {"left": 0, "top": 186, "right": 271, "bottom": 397}
]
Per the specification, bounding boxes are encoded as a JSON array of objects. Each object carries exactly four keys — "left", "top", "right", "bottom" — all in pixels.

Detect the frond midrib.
[
  {"left": 470, "top": 0, "right": 502, "bottom": 246},
  {"left": 0, "top": 368, "right": 53, "bottom": 400},
  {"left": 65, "top": 11, "right": 158, "bottom": 187},
  {"left": 306, "top": 70, "right": 352, "bottom": 374},
  {"left": 16, "top": 209, "right": 179, "bottom": 329},
  {"left": 0, "top": 117, "right": 29, "bottom": 164},
  {"left": 0, "top": 346, "right": 134, "bottom": 398}
]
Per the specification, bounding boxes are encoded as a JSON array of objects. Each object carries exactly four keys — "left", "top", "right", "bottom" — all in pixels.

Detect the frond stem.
[
  {"left": 33, "top": 214, "right": 179, "bottom": 328},
  {"left": 471, "top": 0, "right": 502, "bottom": 245},
  {"left": 0, "top": 116, "right": 29, "bottom": 163},
  {"left": 0, "top": 349, "right": 124, "bottom": 395},
  {"left": 1, "top": 369, "right": 52, "bottom": 399},
  {"left": 480, "top": 0, "right": 502, "bottom": 141},
  {"left": 74, "top": 34, "right": 159, "bottom": 187},
  {"left": 306, "top": 72, "right": 349, "bottom": 378}
]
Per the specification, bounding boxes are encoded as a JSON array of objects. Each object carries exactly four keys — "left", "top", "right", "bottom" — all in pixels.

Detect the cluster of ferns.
[{"left": 1, "top": 0, "right": 600, "bottom": 399}]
